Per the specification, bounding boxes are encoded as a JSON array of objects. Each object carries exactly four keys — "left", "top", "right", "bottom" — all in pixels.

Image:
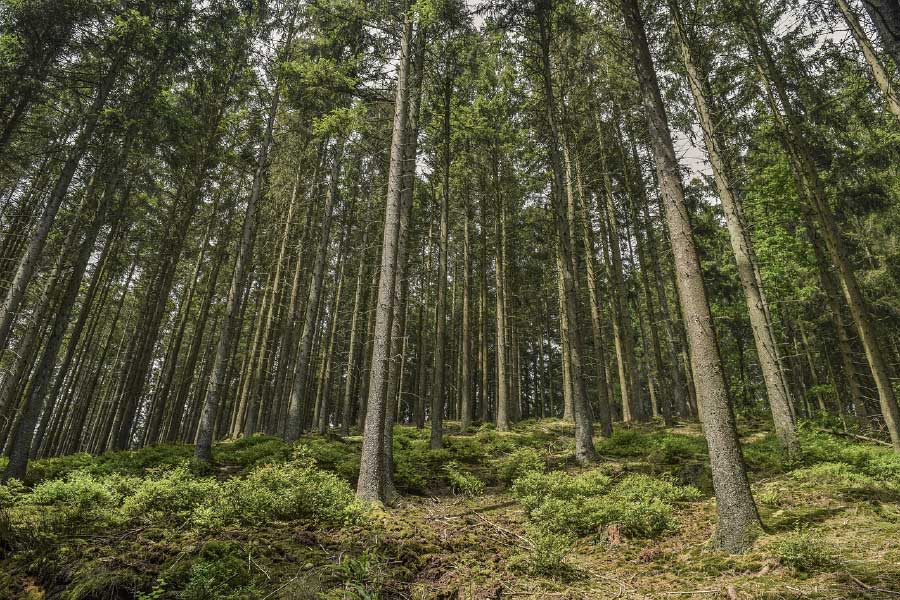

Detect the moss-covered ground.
[{"left": 2, "top": 418, "right": 899, "bottom": 599}]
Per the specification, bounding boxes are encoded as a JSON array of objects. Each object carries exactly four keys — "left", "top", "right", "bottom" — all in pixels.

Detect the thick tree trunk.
[{"left": 621, "top": 0, "right": 761, "bottom": 551}]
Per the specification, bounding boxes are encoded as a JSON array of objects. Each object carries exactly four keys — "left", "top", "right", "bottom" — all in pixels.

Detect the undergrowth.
[{"left": 1, "top": 419, "right": 899, "bottom": 597}]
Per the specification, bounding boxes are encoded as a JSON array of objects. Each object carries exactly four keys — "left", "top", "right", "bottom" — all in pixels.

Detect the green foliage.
[
  {"left": 771, "top": 528, "right": 835, "bottom": 573},
  {"left": 442, "top": 461, "right": 485, "bottom": 496},
  {"left": 742, "top": 433, "right": 791, "bottom": 474},
  {"left": 326, "top": 549, "right": 389, "bottom": 599},
  {"left": 4, "top": 457, "right": 364, "bottom": 549},
  {"left": 199, "top": 458, "right": 365, "bottom": 528},
  {"left": 30, "top": 470, "right": 138, "bottom": 527},
  {"left": 0, "top": 479, "right": 25, "bottom": 509},
  {"left": 597, "top": 428, "right": 707, "bottom": 465},
  {"left": 213, "top": 435, "right": 290, "bottom": 468},
  {"left": 180, "top": 541, "right": 257, "bottom": 600},
  {"left": 510, "top": 527, "right": 575, "bottom": 579},
  {"left": 494, "top": 447, "right": 546, "bottom": 484},
  {"left": 294, "top": 436, "right": 360, "bottom": 481},
  {"left": 511, "top": 470, "right": 700, "bottom": 538},
  {"left": 798, "top": 430, "right": 900, "bottom": 482},
  {"left": 122, "top": 466, "right": 219, "bottom": 523}
]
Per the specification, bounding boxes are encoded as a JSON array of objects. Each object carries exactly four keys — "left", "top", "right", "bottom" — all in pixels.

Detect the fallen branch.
[
  {"left": 820, "top": 428, "right": 891, "bottom": 447},
  {"left": 847, "top": 572, "right": 900, "bottom": 596}
]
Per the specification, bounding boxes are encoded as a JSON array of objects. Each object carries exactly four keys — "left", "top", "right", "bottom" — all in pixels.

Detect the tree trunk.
[
  {"left": 837, "top": 0, "right": 900, "bottom": 122},
  {"left": 621, "top": 0, "right": 761, "bottom": 551},
  {"left": 357, "top": 15, "right": 413, "bottom": 503},
  {"left": 745, "top": 6, "right": 900, "bottom": 450},
  {"left": 285, "top": 139, "right": 345, "bottom": 443},
  {"left": 670, "top": 0, "right": 798, "bottom": 456}
]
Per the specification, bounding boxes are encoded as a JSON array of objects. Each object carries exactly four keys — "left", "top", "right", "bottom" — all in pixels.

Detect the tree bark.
[
  {"left": 621, "top": 0, "right": 761, "bottom": 551},
  {"left": 357, "top": 15, "right": 412, "bottom": 503}
]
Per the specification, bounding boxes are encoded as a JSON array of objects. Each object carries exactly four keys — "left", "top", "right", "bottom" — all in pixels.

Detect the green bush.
[
  {"left": 494, "top": 447, "right": 546, "bottom": 484},
  {"left": 646, "top": 434, "right": 707, "bottom": 465},
  {"left": 122, "top": 466, "right": 219, "bottom": 523},
  {"left": 31, "top": 470, "right": 132, "bottom": 514},
  {"left": 445, "top": 436, "right": 489, "bottom": 463},
  {"left": 512, "top": 470, "right": 699, "bottom": 538},
  {"left": 771, "top": 527, "right": 835, "bottom": 572},
  {"left": 442, "top": 461, "right": 485, "bottom": 496},
  {"left": 209, "top": 458, "right": 365, "bottom": 527},
  {"left": 597, "top": 429, "right": 648, "bottom": 457},
  {"left": 180, "top": 541, "right": 257, "bottom": 600},
  {"left": 511, "top": 527, "right": 574, "bottom": 578},
  {"left": 214, "top": 435, "right": 290, "bottom": 467},
  {"left": 0, "top": 479, "right": 26, "bottom": 509},
  {"left": 512, "top": 470, "right": 612, "bottom": 512},
  {"left": 613, "top": 473, "right": 702, "bottom": 503},
  {"left": 294, "top": 437, "right": 360, "bottom": 480}
]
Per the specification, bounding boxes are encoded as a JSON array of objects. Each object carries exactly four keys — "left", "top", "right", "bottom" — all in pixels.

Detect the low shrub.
[
  {"left": 180, "top": 541, "right": 257, "bottom": 600},
  {"left": 494, "top": 447, "right": 546, "bottom": 484},
  {"left": 122, "top": 467, "right": 219, "bottom": 523},
  {"left": 771, "top": 527, "right": 835, "bottom": 572},
  {"left": 214, "top": 435, "right": 290, "bottom": 467},
  {"left": 31, "top": 471, "right": 131, "bottom": 515},
  {"left": 9, "top": 456, "right": 364, "bottom": 540},
  {"left": 511, "top": 527, "right": 575, "bottom": 578},
  {"left": 511, "top": 470, "right": 699, "bottom": 538},
  {"left": 294, "top": 437, "right": 360, "bottom": 480},
  {"left": 203, "top": 458, "right": 365, "bottom": 528},
  {"left": 442, "top": 461, "right": 485, "bottom": 496}
]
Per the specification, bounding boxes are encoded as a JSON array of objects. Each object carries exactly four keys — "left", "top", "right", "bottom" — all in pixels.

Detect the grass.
[{"left": 1, "top": 418, "right": 899, "bottom": 598}]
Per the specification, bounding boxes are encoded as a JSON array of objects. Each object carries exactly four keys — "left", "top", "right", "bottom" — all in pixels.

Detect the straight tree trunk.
[
  {"left": 195, "top": 67, "right": 283, "bottom": 459},
  {"left": 836, "top": 0, "right": 900, "bottom": 122},
  {"left": 744, "top": 5, "right": 900, "bottom": 450},
  {"left": 0, "top": 54, "right": 123, "bottom": 352},
  {"left": 431, "top": 76, "right": 453, "bottom": 450},
  {"left": 670, "top": 0, "right": 798, "bottom": 456},
  {"left": 534, "top": 5, "right": 597, "bottom": 464},
  {"left": 494, "top": 152, "right": 510, "bottom": 432},
  {"left": 621, "top": 0, "right": 761, "bottom": 551},
  {"left": 285, "top": 140, "right": 344, "bottom": 442},
  {"left": 357, "top": 15, "right": 413, "bottom": 503}
]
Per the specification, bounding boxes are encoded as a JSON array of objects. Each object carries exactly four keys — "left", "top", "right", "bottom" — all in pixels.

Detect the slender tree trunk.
[
  {"left": 285, "top": 140, "right": 344, "bottom": 442},
  {"left": 357, "top": 15, "right": 412, "bottom": 503},
  {"left": 430, "top": 76, "right": 453, "bottom": 450},
  {"left": 670, "top": 0, "right": 798, "bottom": 455},
  {"left": 494, "top": 153, "right": 510, "bottom": 432},
  {"left": 0, "top": 54, "right": 123, "bottom": 352},
  {"left": 460, "top": 187, "right": 473, "bottom": 432},
  {"left": 744, "top": 6, "right": 900, "bottom": 450},
  {"left": 837, "top": 0, "right": 900, "bottom": 122},
  {"left": 574, "top": 155, "right": 613, "bottom": 435},
  {"left": 3, "top": 170, "right": 114, "bottom": 481}
]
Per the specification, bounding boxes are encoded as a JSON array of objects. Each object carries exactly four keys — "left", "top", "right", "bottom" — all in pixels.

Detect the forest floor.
[{"left": 2, "top": 418, "right": 900, "bottom": 599}]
